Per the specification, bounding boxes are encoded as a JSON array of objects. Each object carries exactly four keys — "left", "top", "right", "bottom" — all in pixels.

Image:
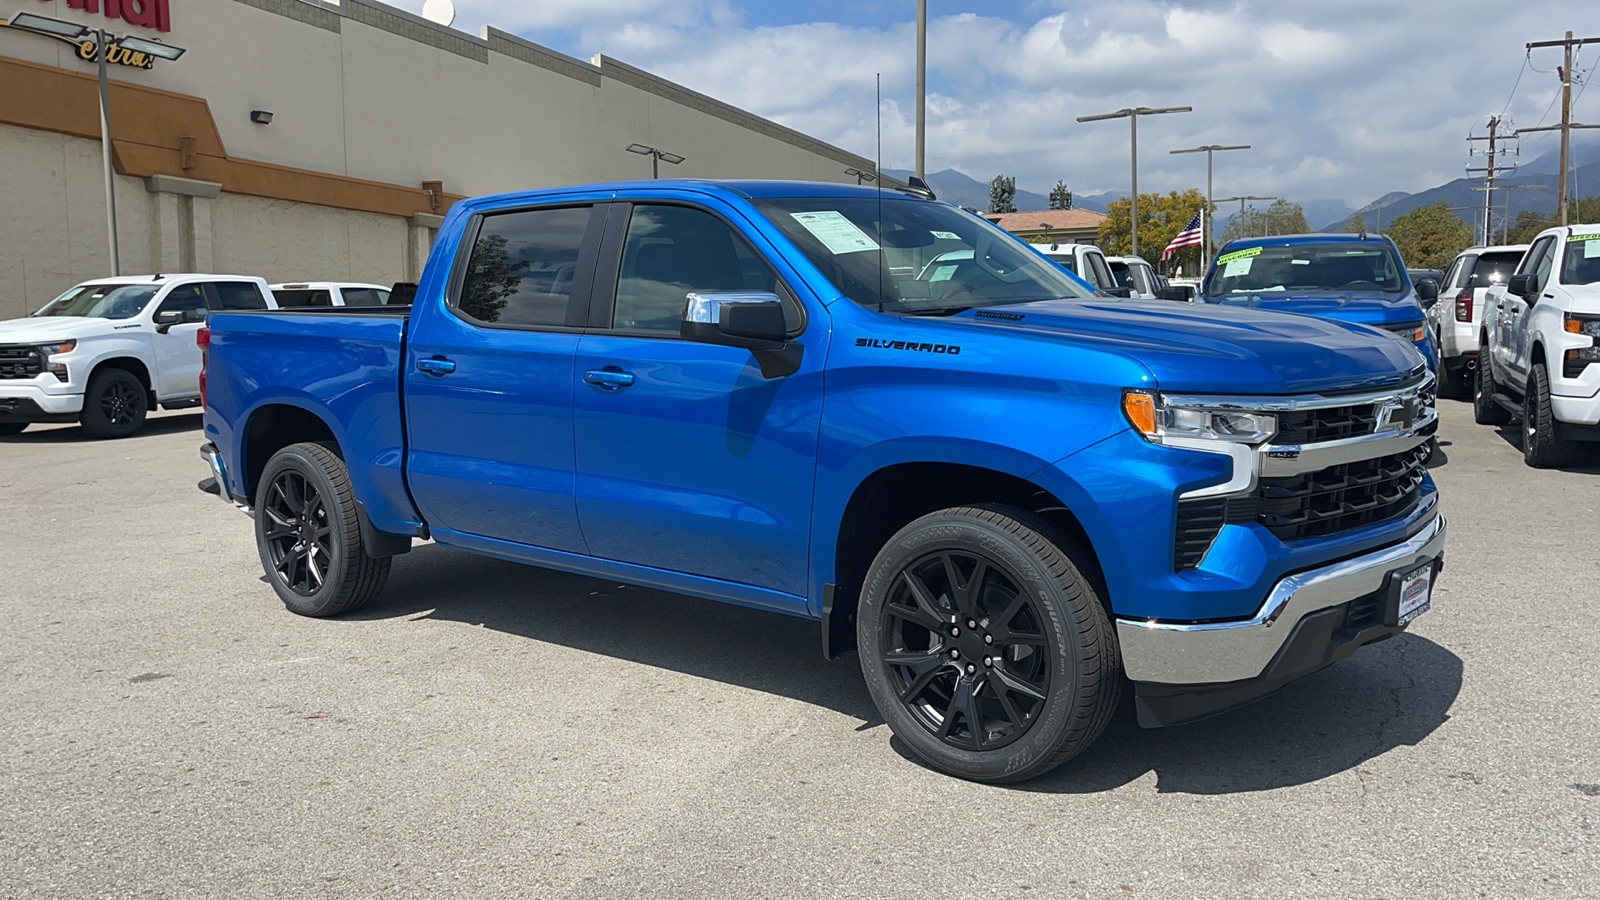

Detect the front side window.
[
  {"left": 754, "top": 196, "right": 1095, "bottom": 313},
  {"left": 1531, "top": 238, "right": 1556, "bottom": 293},
  {"left": 156, "top": 284, "right": 208, "bottom": 323},
  {"left": 209, "top": 282, "right": 269, "bottom": 310},
  {"left": 1108, "top": 260, "right": 1133, "bottom": 288},
  {"left": 612, "top": 205, "right": 781, "bottom": 333},
  {"left": 457, "top": 206, "right": 592, "bottom": 326},
  {"left": 35, "top": 284, "right": 158, "bottom": 320},
  {"left": 1203, "top": 242, "right": 1406, "bottom": 296},
  {"left": 1561, "top": 236, "right": 1600, "bottom": 286},
  {"left": 1085, "top": 253, "right": 1116, "bottom": 290}
]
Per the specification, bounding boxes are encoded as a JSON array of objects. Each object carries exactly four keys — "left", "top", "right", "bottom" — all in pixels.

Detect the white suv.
[
  {"left": 270, "top": 282, "right": 393, "bottom": 308},
  {"left": 0, "top": 275, "right": 275, "bottom": 438},
  {"left": 1428, "top": 244, "right": 1527, "bottom": 398},
  {"left": 1475, "top": 225, "right": 1600, "bottom": 466}
]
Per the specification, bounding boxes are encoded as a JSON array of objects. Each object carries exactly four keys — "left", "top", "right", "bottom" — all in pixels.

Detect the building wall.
[{"left": 0, "top": 0, "right": 880, "bottom": 315}]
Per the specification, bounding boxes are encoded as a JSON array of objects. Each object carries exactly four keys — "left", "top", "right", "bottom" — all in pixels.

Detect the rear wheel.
[
  {"left": 1522, "top": 363, "right": 1577, "bottom": 469},
  {"left": 856, "top": 504, "right": 1121, "bottom": 783},
  {"left": 79, "top": 368, "right": 148, "bottom": 438},
  {"left": 255, "top": 442, "right": 390, "bottom": 617},
  {"left": 0, "top": 423, "right": 26, "bottom": 437},
  {"left": 1473, "top": 347, "right": 1510, "bottom": 425}
]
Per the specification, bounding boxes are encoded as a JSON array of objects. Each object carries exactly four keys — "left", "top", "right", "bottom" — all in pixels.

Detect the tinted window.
[
  {"left": 457, "top": 206, "right": 591, "bottom": 326},
  {"left": 1562, "top": 236, "right": 1600, "bottom": 286},
  {"left": 1108, "top": 261, "right": 1133, "bottom": 288},
  {"left": 210, "top": 282, "right": 269, "bottom": 310},
  {"left": 1465, "top": 251, "right": 1523, "bottom": 289},
  {"left": 341, "top": 288, "right": 380, "bottom": 306},
  {"left": 156, "top": 284, "right": 209, "bottom": 323},
  {"left": 35, "top": 284, "right": 158, "bottom": 319},
  {"left": 273, "top": 289, "right": 333, "bottom": 308},
  {"left": 1045, "top": 252, "right": 1079, "bottom": 275},
  {"left": 1086, "top": 253, "right": 1115, "bottom": 290},
  {"left": 1203, "top": 242, "right": 1405, "bottom": 295},
  {"left": 613, "top": 205, "right": 780, "bottom": 333}
]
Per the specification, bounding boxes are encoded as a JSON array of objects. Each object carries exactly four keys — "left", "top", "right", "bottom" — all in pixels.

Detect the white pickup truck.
[
  {"left": 1475, "top": 225, "right": 1600, "bottom": 466},
  {"left": 0, "top": 274, "right": 275, "bottom": 438},
  {"left": 1032, "top": 243, "right": 1130, "bottom": 297}
]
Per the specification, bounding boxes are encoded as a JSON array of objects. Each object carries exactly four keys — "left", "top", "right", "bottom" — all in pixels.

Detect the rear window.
[
  {"left": 273, "top": 289, "right": 333, "bottom": 308},
  {"left": 340, "top": 288, "right": 388, "bottom": 306},
  {"left": 1464, "top": 251, "right": 1523, "bottom": 289},
  {"left": 211, "top": 282, "right": 269, "bottom": 310}
]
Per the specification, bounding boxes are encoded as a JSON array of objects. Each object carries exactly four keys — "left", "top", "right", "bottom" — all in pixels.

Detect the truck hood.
[
  {"left": 0, "top": 316, "right": 129, "bottom": 343},
  {"left": 1197, "top": 290, "right": 1422, "bottom": 327},
  {"left": 946, "top": 299, "right": 1426, "bottom": 395}
]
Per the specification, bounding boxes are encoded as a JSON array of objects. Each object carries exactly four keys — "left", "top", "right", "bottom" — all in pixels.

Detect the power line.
[{"left": 1500, "top": 52, "right": 1530, "bottom": 118}]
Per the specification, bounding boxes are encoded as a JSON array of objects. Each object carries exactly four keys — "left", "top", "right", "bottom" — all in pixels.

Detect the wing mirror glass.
[
  {"left": 1102, "top": 285, "right": 1134, "bottom": 299},
  {"left": 1415, "top": 279, "right": 1439, "bottom": 305},
  {"left": 1507, "top": 274, "right": 1532, "bottom": 298},
  {"left": 154, "top": 310, "right": 184, "bottom": 333},
  {"left": 681, "top": 292, "right": 802, "bottom": 378}
]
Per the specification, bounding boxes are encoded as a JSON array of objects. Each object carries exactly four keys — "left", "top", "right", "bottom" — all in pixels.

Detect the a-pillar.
[{"left": 144, "top": 175, "right": 221, "bottom": 272}]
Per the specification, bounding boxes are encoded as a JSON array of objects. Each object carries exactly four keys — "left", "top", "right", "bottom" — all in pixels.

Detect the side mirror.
[
  {"left": 1157, "top": 287, "right": 1191, "bottom": 302},
  {"left": 1415, "top": 279, "right": 1439, "bottom": 305},
  {"left": 1101, "top": 285, "right": 1134, "bottom": 299},
  {"left": 681, "top": 292, "right": 802, "bottom": 378},
  {"left": 1507, "top": 274, "right": 1532, "bottom": 298},
  {"left": 154, "top": 309, "right": 184, "bottom": 334}
]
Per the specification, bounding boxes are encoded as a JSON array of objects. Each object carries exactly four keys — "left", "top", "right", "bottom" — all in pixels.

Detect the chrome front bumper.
[{"left": 1117, "top": 514, "right": 1446, "bottom": 685}]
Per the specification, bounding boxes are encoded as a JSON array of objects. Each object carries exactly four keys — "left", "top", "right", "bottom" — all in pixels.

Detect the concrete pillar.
[
  {"left": 144, "top": 175, "right": 221, "bottom": 273},
  {"left": 408, "top": 213, "right": 445, "bottom": 282}
]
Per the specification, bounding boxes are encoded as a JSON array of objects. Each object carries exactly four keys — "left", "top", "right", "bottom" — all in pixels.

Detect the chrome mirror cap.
[{"left": 683, "top": 291, "right": 784, "bottom": 324}]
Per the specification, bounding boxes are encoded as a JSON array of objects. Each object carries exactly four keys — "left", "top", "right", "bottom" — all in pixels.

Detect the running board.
[{"left": 1492, "top": 392, "right": 1522, "bottom": 416}]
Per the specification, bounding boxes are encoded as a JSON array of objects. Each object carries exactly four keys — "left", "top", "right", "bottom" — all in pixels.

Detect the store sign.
[{"left": 41, "top": 0, "right": 173, "bottom": 33}]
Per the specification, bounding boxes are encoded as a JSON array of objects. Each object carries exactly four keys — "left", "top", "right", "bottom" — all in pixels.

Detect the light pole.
[
  {"left": 1170, "top": 143, "right": 1249, "bottom": 271},
  {"left": 845, "top": 167, "right": 876, "bottom": 185},
  {"left": 625, "top": 143, "right": 685, "bottom": 179},
  {"left": 1215, "top": 196, "right": 1276, "bottom": 238},
  {"left": 7, "top": 13, "right": 185, "bottom": 276},
  {"left": 1076, "top": 106, "right": 1191, "bottom": 259},
  {"left": 915, "top": 0, "right": 926, "bottom": 181}
]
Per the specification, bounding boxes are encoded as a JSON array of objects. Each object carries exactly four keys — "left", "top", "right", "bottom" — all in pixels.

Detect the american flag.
[{"left": 1161, "top": 212, "right": 1204, "bottom": 261}]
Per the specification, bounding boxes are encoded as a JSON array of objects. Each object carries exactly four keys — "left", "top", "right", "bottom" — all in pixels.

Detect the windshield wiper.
[{"left": 900, "top": 306, "right": 973, "bottom": 317}]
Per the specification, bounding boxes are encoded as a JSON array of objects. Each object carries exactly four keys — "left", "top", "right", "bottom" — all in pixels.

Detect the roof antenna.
[{"left": 876, "top": 72, "right": 885, "bottom": 314}]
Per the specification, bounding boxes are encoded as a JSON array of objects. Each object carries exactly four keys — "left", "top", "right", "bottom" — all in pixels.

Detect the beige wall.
[{"left": 208, "top": 194, "right": 408, "bottom": 288}]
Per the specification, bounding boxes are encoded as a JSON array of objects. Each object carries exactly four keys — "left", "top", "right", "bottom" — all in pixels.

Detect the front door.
[
  {"left": 1503, "top": 237, "right": 1554, "bottom": 390},
  {"left": 571, "top": 200, "right": 826, "bottom": 605},
  {"left": 404, "top": 203, "right": 605, "bottom": 554},
  {"left": 149, "top": 283, "right": 208, "bottom": 398}
]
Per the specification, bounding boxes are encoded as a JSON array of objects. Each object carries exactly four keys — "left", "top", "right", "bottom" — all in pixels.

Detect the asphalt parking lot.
[{"left": 1, "top": 400, "right": 1597, "bottom": 899}]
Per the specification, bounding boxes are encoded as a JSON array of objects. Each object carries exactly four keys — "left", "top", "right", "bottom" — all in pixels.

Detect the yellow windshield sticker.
[{"left": 1216, "top": 247, "right": 1261, "bottom": 266}]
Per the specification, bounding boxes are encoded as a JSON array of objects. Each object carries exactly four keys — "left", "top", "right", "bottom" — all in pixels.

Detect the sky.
[{"left": 396, "top": 0, "right": 1600, "bottom": 210}]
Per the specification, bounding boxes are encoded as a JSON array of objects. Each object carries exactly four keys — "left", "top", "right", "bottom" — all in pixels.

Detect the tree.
[
  {"left": 988, "top": 175, "right": 1017, "bottom": 214},
  {"left": 1382, "top": 201, "right": 1475, "bottom": 271},
  {"left": 1345, "top": 212, "right": 1368, "bottom": 234},
  {"left": 1219, "top": 199, "right": 1311, "bottom": 243},
  {"left": 1096, "top": 188, "right": 1209, "bottom": 270},
  {"left": 1504, "top": 196, "right": 1600, "bottom": 243},
  {"left": 1049, "top": 181, "right": 1074, "bottom": 210},
  {"left": 457, "top": 233, "right": 527, "bottom": 323}
]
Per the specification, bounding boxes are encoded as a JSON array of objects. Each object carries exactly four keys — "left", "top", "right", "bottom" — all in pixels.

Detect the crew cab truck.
[
  {"left": 1428, "top": 245, "right": 1527, "bottom": 398},
  {"left": 0, "top": 274, "right": 274, "bottom": 438},
  {"left": 1475, "top": 225, "right": 1600, "bottom": 467},
  {"left": 1033, "top": 242, "right": 1130, "bottom": 297},
  {"left": 1200, "top": 234, "right": 1439, "bottom": 367},
  {"left": 198, "top": 180, "right": 1446, "bottom": 783}
]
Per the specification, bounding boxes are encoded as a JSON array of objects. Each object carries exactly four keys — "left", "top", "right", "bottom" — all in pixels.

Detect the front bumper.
[
  {"left": 1118, "top": 513, "right": 1446, "bottom": 725},
  {"left": 0, "top": 394, "right": 81, "bottom": 423}
]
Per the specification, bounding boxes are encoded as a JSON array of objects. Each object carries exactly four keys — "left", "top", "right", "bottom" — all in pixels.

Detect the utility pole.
[
  {"left": 1521, "top": 32, "right": 1600, "bottom": 226},
  {"left": 1467, "top": 116, "right": 1519, "bottom": 245},
  {"left": 915, "top": 0, "right": 926, "bottom": 181},
  {"left": 1216, "top": 196, "right": 1275, "bottom": 237}
]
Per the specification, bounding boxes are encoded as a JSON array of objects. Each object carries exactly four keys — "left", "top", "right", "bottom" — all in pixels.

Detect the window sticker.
[
  {"left": 789, "top": 211, "right": 880, "bottom": 255},
  {"left": 1572, "top": 234, "right": 1600, "bottom": 258},
  {"left": 1222, "top": 255, "right": 1255, "bottom": 277},
  {"left": 1291, "top": 258, "right": 1311, "bottom": 265},
  {"left": 930, "top": 264, "right": 960, "bottom": 282},
  {"left": 930, "top": 231, "right": 960, "bottom": 240},
  {"left": 1216, "top": 247, "right": 1260, "bottom": 265}
]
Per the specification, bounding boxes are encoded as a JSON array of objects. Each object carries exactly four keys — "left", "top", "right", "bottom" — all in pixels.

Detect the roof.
[
  {"left": 983, "top": 209, "right": 1107, "bottom": 232},
  {"left": 270, "top": 282, "right": 389, "bottom": 290},
  {"left": 1221, "top": 233, "right": 1397, "bottom": 250},
  {"left": 78, "top": 274, "right": 263, "bottom": 285},
  {"left": 469, "top": 179, "right": 923, "bottom": 209}
]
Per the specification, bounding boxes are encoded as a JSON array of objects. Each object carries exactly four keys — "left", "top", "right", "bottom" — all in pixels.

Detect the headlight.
[
  {"left": 37, "top": 340, "right": 77, "bottom": 356},
  {"left": 1564, "top": 315, "right": 1600, "bottom": 338},
  {"left": 36, "top": 341, "right": 75, "bottom": 381},
  {"left": 1123, "top": 390, "right": 1277, "bottom": 444}
]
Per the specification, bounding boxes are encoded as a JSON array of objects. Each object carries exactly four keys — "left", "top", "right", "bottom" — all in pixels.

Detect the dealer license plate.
[{"left": 1397, "top": 563, "right": 1433, "bottom": 625}]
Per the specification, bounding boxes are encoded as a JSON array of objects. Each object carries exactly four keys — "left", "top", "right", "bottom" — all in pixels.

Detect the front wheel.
[
  {"left": 1473, "top": 348, "right": 1511, "bottom": 425},
  {"left": 1523, "top": 363, "right": 1577, "bottom": 469},
  {"left": 79, "top": 368, "right": 148, "bottom": 438},
  {"left": 255, "top": 442, "right": 390, "bottom": 617},
  {"left": 856, "top": 505, "right": 1121, "bottom": 783}
]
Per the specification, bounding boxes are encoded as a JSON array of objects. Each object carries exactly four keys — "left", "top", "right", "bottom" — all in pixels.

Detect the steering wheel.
[{"left": 1344, "top": 280, "right": 1381, "bottom": 291}]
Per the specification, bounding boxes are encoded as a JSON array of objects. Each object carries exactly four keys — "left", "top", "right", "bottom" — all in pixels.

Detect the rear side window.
[
  {"left": 273, "top": 289, "right": 333, "bottom": 308},
  {"left": 209, "top": 282, "right": 269, "bottom": 310},
  {"left": 1465, "top": 251, "right": 1524, "bottom": 289},
  {"left": 611, "top": 204, "right": 781, "bottom": 334},
  {"left": 340, "top": 288, "right": 383, "bottom": 306},
  {"left": 457, "top": 206, "right": 592, "bottom": 326}
]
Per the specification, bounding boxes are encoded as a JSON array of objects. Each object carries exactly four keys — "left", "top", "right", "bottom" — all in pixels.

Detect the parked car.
[
  {"left": 1475, "top": 225, "right": 1600, "bottom": 466},
  {"left": 1426, "top": 246, "right": 1527, "bottom": 398},
  {"left": 198, "top": 179, "right": 1443, "bottom": 783},
  {"left": 1199, "top": 234, "right": 1439, "bottom": 367},
  {"left": 1032, "top": 242, "right": 1129, "bottom": 297},
  {"left": 1106, "top": 256, "right": 1162, "bottom": 300},
  {"left": 0, "top": 274, "right": 274, "bottom": 438},
  {"left": 270, "top": 282, "right": 393, "bottom": 308}
]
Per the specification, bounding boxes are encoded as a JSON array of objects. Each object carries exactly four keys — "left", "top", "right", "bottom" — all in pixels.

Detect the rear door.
[
  {"left": 404, "top": 202, "right": 603, "bottom": 553},
  {"left": 569, "top": 198, "right": 825, "bottom": 606}
]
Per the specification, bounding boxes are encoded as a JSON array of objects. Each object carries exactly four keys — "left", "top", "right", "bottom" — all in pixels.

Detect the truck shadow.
[
  {"left": 357, "top": 544, "right": 1462, "bottom": 796},
  {"left": 1488, "top": 425, "right": 1600, "bottom": 472},
  {"left": 0, "top": 412, "right": 202, "bottom": 443}
]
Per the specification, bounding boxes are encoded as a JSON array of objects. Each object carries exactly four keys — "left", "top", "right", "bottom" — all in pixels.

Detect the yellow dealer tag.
[{"left": 1216, "top": 247, "right": 1262, "bottom": 265}]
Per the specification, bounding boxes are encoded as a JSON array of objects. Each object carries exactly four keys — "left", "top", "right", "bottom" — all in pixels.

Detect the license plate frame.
[{"left": 1394, "top": 561, "right": 1434, "bottom": 626}]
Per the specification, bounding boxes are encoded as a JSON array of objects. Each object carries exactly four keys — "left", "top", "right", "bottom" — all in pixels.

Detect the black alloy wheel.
[
  {"left": 881, "top": 549, "right": 1051, "bottom": 752},
  {"left": 1472, "top": 346, "right": 1510, "bottom": 426},
  {"left": 100, "top": 380, "right": 141, "bottom": 427},
  {"left": 80, "top": 368, "right": 149, "bottom": 438},
  {"left": 261, "top": 469, "right": 334, "bottom": 596}
]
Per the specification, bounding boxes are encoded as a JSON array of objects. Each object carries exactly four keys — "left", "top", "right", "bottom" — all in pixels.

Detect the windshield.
[
  {"left": 753, "top": 196, "right": 1096, "bottom": 312},
  {"left": 1203, "top": 242, "right": 1406, "bottom": 296},
  {"left": 35, "top": 284, "right": 159, "bottom": 319},
  {"left": 1562, "top": 235, "right": 1600, "bottom": 286}
]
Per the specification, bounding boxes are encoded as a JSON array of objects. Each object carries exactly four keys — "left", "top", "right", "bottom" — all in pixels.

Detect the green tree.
[
  {"left": 1382, "top": 201, "right": 1475, "bottom": 270},
  {"left": 1049, "top": 181, "right": 1074, "bottom": 210},
  {"left": 1506, "top": 209, "right": 1552, "bottom": 244},
  {"left": 1345, "top": 211, "right": 1368, "bottom": 234},
  {"left": 457, "top": 233, "right": 527, "bottom": 323},
  {"left": 1096, "top": 188, "right": 1209, "bottom": 270},
  {"left": 988, "top": 174, "right": 1017, "bottom": 214},
  {"left": 1219, "top": 199, "right": 1311, "bottom": 243}
]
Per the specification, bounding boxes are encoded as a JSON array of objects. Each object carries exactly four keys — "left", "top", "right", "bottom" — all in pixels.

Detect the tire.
[
  {"left": 79, "top": 368, "right": 149, "bottom": 438},
  {"left": 255, "top": 442, "right": 390, "bottom": 617},
  {"left": 0, "top": 423, "right": 26, "bottom": 437},
  {"left": 856, "top": 504, "right": 1121, "bottom": 783},
  {"left": 1522, "top": 363, "right": 1577, "bottom": 469},
  {"left": 1436, "top": 358, "right": 1466, "bottom": 400},
  {"left": 1473, "top": 347, "right": 1510, "bottom": 425}
]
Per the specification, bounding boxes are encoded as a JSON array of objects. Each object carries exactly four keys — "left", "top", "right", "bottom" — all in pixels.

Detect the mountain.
[
  {"left": 1300, "top": 198, "right": 1355, "bottom": 230},
  {"left": 883, "top": 168, "right": 1051, "bottom": 212},
  {"left": 1321, "top": 162, "right": 1600, "bottom": 233},
  {"left": 1520, "top": 135, "right": 1600, "bottom": 175}
]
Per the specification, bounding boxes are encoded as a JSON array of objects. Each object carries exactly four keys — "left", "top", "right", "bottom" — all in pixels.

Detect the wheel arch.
[
  {"left": 87, "top": 356, "right": 153, "bottom": 401},
  {"left": 239, "top": 401, "right": 341, "bottom": 505}
]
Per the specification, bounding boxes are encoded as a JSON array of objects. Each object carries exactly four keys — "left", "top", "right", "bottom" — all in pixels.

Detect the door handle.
[
  {"left": 583, "top": 367, "right": 635, "bottom": 391},
  {"left": 415, "top": 357, "right": 456, "bottom": 376}
]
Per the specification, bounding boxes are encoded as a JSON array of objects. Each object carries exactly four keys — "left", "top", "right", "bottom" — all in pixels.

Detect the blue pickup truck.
[
  {"left": 198, "top": 180, "right": 1445, "bottom": 782},
  {"left": 1199, "top": 233, "right": 1440, "bottom": 366}
]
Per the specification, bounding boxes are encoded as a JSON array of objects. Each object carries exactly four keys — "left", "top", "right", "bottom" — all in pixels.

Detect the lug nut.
[
  {"left": 984, "top": 634, "right": 994, "bottom": 645},
  {"left": 966, "top": 663, "right": 976, "bottom": 675},
  {"left": 984, "top": 657, "right": 993, "bottom": 667},
  {"left": 967, "top": 619, "right": 977, "bottom": 629},
  {"left": 949, "top": 648, "right": 960, "bottom": 659},
  {"left": 950, "top": 626, "right": 960, "bottom": 637}
]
